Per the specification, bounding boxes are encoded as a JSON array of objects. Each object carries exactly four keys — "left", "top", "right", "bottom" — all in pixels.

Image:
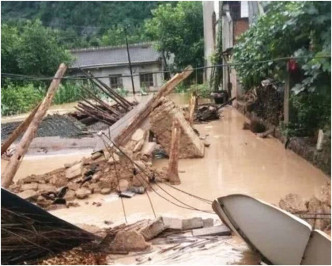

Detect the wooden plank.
[
  {"left": 1, "top": 102, "right": 41, "bottom": 155},
  {"left": 94, "top": 66, "right": 193, "bottom": 151},
  {"left": 167, "top": 119, "right": 181, "bottom": 185},
  {"left": 2, "top": 63, "right": 67, "bottom": 188}
]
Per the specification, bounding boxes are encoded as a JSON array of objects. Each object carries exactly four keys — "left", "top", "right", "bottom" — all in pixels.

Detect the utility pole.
[{"left": 124, "top": 27, "right": 135, "bottom": 95}]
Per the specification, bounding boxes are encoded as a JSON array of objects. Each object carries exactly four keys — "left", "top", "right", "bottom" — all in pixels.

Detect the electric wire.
[{"left": 100, "top": 133, "right": 214, "bottom": 215}]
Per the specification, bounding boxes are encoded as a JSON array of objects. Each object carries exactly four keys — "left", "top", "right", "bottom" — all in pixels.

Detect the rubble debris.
[
  {"left": 279, "top": 185, "right": 331, "bottom": 232},
  {"left": 150, "top": 97, "right": 204, "bottom": 158},
  {"left": 17, "top": 189, "right": 39, "bottom": 200},
  {"left": 192, "top": 225, "right": 231, "bottom": 237},
  {"left": 109, "top": 230, "right": 150, "bottom": 253},
  {"left": 9, "top": 149, "right": 162, "bottom": 209},
  {"left": 65, "top": 162, "right": 83, "bottom": 180},
  {"left": 279, "top": 193, "right": 308, "bottom": 213},
  {"left": 75, "top": 188, "right": 92, "bottom": 199},
  {"left": 141, "top": 217, "right": 167, "bottom": 240},
  {"left": 182, "top": 217, "right": 204, "bottom": 230}
]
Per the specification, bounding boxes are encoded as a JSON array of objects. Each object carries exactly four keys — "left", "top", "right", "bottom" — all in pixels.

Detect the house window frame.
[
  {"left": 109, "top": 74, "right": 123, "bottom": 89},
  {"left": 139, "top": 73, "right": 154, "bottom": 88}
]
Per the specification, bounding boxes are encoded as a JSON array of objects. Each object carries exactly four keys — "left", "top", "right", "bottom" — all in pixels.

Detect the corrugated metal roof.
[{"left": 70, "top": 43, "right": 161, "bottom": 69}]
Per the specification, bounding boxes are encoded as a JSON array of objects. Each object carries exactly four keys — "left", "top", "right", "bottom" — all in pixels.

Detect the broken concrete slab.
[
  {"left": 65, "top": 162, "right": 83, "bottom": 180},
  {"left": 182, "top": 217, "right": 204, "bottom": 230},
  {"left": 162, "top": 217, "right": 182, "bottom": 230},
  {"left": 63, "top": 189, "right": 76, "bottom": 201},
  {"left": 140, "top": 217, "right": 167, "bottom": 240},
  {"left": 192, "top": 225, "right": 231, "bottom": 237}
]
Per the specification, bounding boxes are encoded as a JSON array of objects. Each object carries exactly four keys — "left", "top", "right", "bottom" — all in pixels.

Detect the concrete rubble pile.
[
  {"left": 279, "top": 181, "right": 331, "bottom": 232},
  {"left": 150, "top": 97, "right": 205, "bottom": 158},
  {"left": 8, "top": 147, "right": 168, "bottom": 210}
]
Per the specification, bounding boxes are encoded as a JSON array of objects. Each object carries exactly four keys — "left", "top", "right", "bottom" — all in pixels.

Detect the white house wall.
[{"left": 86, "top": 63, "right": 163, "bottom": 93}]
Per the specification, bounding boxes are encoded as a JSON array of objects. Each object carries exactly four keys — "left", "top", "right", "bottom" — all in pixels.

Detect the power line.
[{"left": 2, "top": 55, "right": 330, "bottom": 82}]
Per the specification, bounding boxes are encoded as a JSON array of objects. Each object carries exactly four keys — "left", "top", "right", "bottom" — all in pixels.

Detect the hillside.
[{"left": 1, "top": 1, "right": 175, "bottom": 48}]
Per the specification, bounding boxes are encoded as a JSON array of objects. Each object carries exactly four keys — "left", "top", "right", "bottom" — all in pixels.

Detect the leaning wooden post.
[
  {"left": 1, "top": 102, "right": 41, "bottom": 155},
  {"left": 167, "top": 119, "right": 181, "bottom": 185},
  {"left": 188, "top": 92, "right": 197, "bottom": 125},
  {"left": 2, "top": 63, "right": 67, "bottom": 188}
]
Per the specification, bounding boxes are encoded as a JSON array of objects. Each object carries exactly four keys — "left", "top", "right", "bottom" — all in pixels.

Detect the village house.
[
  {"left": 70, "top": 43, "right": 164, "bottom": 93},
  {"left": 203, "top": 1, "right": 262, "bottom": 98}
]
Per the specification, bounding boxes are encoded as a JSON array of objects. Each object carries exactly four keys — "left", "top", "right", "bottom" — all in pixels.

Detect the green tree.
[
  {"left": 144, "top": 2, "right": 204, "bottom": 69},
  {"left": 233, "top": 1, "right": 331, "bottom": 135},
  {"left": 15, "top": 20, "right": 72, "bottom": 76}
]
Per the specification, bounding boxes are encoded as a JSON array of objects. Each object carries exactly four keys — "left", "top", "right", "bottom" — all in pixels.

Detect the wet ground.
[{"left": 1, "top": 93, "right": 330, "bottom": 264}]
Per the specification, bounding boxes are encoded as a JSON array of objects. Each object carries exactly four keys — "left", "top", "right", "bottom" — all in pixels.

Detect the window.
[
  {"left": 109, "top": 75, "right": 123, "bottom": 89},
  {"left": 140, "top": 73, "right": 154, "bottom": 88}
]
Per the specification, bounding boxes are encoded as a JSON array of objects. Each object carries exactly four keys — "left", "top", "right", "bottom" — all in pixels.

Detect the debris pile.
[
  {"left": 150, "top": 97, "right": 204, "bottom": 158},
  {"left": 8, "top": 149, "right": 167, "bottom": 210},
  {"left": 279, "top": 181, "right": 331, "bottom": 232}
]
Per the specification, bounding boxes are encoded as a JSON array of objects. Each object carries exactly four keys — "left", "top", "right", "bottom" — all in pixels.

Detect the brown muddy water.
[{"left": 1, "top": 93, "right": 330, "bottom": 264}]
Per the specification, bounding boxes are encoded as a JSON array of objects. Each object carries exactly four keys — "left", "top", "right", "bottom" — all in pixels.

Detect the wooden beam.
[
  {"left": 167, "top": 119, "right": 181, "bottom": 185},
  {"left": 94, "top": 66, "right": 193, "bottom": 151},
  {"left": 1, "top": 102, "right": 41, "bottom": 155},
  {"left": 188, "top": 92, "right": 197, "bottom": 125},
  {"left": 2, "top": 64, "right": 67, "bottom": 188}
]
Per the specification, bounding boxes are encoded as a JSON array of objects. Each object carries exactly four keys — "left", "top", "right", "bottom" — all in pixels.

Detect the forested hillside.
[{"left": 1, "top": 1, "right": 174, "bottom": 48}]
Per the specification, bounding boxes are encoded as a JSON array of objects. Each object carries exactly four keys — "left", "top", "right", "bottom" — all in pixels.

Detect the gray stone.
[
  {"left": 203, "top": 218, "right": 214, "bottom": 228},
  {"left": 182, "top": 217, "right": 204, "bottom": 230}
]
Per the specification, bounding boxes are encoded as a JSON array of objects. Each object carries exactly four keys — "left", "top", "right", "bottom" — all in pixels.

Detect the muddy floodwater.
[{"left": 1, "top": 93, "right": 330, "bottom": 264}]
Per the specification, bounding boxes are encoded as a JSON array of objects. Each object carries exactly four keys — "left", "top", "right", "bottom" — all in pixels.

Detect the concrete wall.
[
  {"left": 203, "top": 1, "right": 220, "bottom": 83},
  {"left": 86, "top": 62, "right": 163, "bottom": 93}
]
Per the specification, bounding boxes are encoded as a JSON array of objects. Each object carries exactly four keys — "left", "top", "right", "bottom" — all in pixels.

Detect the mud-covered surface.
[{"left": 1, "top": 114, "right": 90, "bottom": 142}]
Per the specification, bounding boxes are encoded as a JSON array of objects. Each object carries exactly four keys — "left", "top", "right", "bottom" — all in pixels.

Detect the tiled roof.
[{"left": 70, "top": 43, "right": 161, "bottom": 69}]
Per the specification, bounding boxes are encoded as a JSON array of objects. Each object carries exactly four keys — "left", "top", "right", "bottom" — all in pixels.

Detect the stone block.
[
  {"left": 182, "top": 217, "right": 204, "bottom": 230},
  {"left": 140, "top": 217, "right": 167, "bottom": 240},
  {"left": 192, "top": 225, "right": 231, "bottom": 237}
]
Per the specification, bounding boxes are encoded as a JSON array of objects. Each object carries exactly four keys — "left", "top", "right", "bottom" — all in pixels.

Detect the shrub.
[{"left": 1, "top": 83, "right": 43, "bottom": 116}]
